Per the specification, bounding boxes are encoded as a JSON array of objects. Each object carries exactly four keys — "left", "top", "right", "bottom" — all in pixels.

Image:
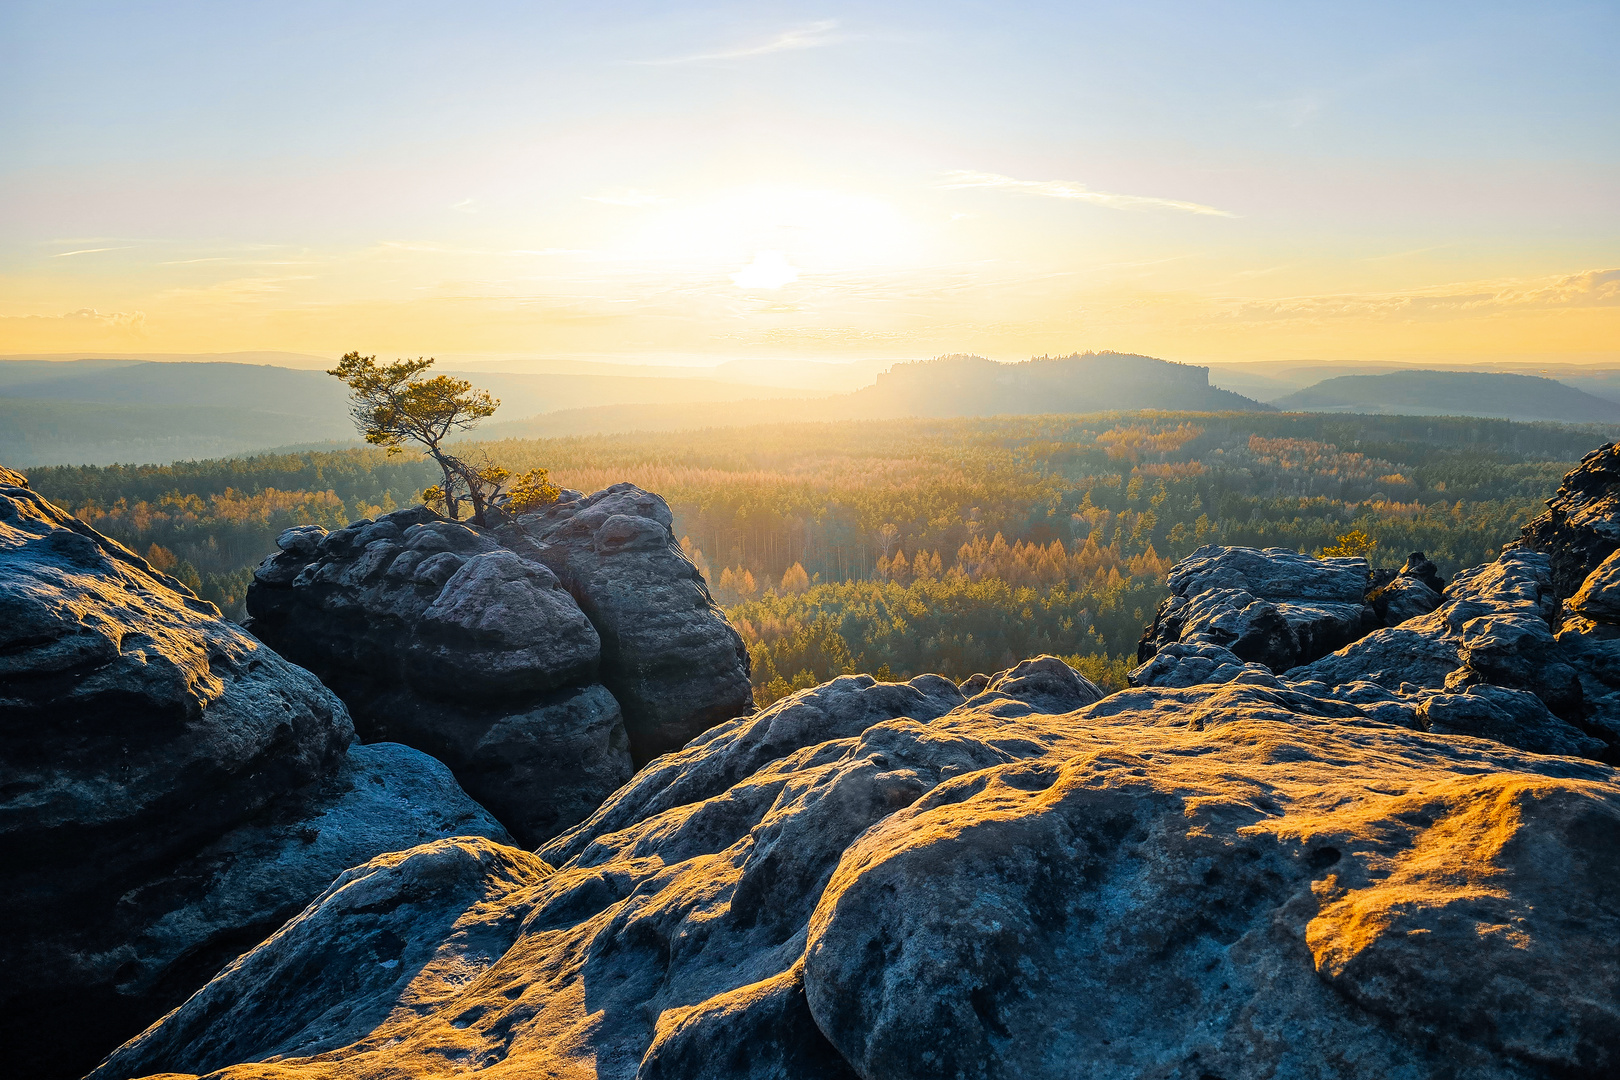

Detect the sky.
[{"left": 2, "top": 1, "right": 1617, "bottom": 366}]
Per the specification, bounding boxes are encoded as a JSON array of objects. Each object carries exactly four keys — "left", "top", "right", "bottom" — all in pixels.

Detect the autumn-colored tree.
[
  {"left": 1321, "top": 528, "right": 1377, "bottom": 559},
  {"left": 329, "top": 352, "right": 504, "bottom": 523},
  {"left": 780, "top": 562, "right": 810, "bottom": 594}
]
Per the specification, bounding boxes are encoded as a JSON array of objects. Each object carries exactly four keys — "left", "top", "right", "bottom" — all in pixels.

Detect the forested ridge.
[{"left": 26, "top": 411, "right": 1612, "bottom": 704}]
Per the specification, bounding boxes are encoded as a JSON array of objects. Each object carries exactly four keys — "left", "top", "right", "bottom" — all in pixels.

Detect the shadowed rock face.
[
  {"left": 512, "top": 483, "right": 755, "bottom": 762},
  {"left": 92, "top": 654, "right": 1620, "bottom": 1080},
  {"left": 1513, "top": 441, "right": 1620, "bottom": 597},
  {"left": 0, "top": 468, "right": 510, "bottom": 1080},
  {"left": 246, "top": 484, "right": 753, "bottom": 842}
]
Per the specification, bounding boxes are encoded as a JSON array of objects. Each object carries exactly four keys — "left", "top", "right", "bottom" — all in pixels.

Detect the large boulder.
[
  {"left": 246, "top": 485, "right": 754, "bottom": 840},
  {"left": 1140, "top": 545, "right": 1376, "bottom": 672},
  {"left": 0, "top": 469, "right": 509, "bottom": 1080},
  {"left": 512, "top": 483, "right": 755, "bottom": 761},
  {"left": 247, "top": 506, "right": 628, "bottom": 845},
  {"left": 1137, "top": 545, "right": 1376, "bottom": 675},
  {"left": 1367, "top": 552, "right": 1445, "bottom": 626},
  {"left": 93, "top": 658, "right": 1620, "bottom": 1080}
]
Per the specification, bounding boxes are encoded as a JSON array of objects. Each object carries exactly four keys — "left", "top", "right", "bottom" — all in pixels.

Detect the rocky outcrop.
[
  {"left": 1137, "top": 545, "right": 1378, "bottom": 672},
  {"left": 1367, "top": 551, "right": 1445, "bottom": 625},
  {"left": 1130, "top": 534, "right": 1611, "bottom": 761},
  {"left": 95, "top": 655, "right": 1620, "bottom": 1080},
  {"left": 1513, "top": 441, "right": 1620, "bottom": 596},
  {"left": 245, "top": 484, "right": 752, "bottom": 844},
  {"left": 0, "top": 468, "right": 509, "bottom": 1080}
]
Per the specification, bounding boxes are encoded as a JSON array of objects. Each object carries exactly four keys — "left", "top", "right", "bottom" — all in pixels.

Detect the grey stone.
[
  {"left": 1570, "top": 547, "right": 1620, "bottom": 623},
  {"left": 0, "top": 472, "right": 508, "bottom": 1080},
  {"left": 1510, "top": 440, "right": 1620, "bottom": 596},
  {"left": 1166, "top": 543, "right": 1370, "bottom": 602},
  {"left": 247, "top": 505, "right": 632, "bottom": 846},
  {"left": 517, "top": 483, "right": 754, "bottom": 761},
  {"left": 1417, "top": 685, "right": 1604, "bottom": 758}
]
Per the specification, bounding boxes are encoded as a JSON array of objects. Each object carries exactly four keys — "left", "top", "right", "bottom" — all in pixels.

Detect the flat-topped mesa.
[
  {"left": 245, "top": 482, "right": 754, "bottom": 845},
  {"left": 0, "top": 466, "right": 509, "bottom": 1080}
]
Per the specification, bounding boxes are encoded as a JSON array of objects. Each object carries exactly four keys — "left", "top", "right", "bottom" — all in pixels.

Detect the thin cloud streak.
[
  {"left": 635, "top": 20, "right": 841, "bottom": 65},
  {"left": 941, "top": 171, "right": 1235, "bottom": 217},
  {"left": 52, "top": 246, "right": 133, "bottom": 257}
]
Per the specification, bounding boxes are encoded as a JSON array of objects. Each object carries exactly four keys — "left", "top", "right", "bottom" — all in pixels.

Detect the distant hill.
[
  {"left": 837, "top": 353, "right": 1267, "bottom": 418},
  {"left": 1274, "top": 370, "right": 1620, "bottom": 423},
  {"left": 480, "top": 352, "right": 1270, "bottom": 440},
  {"left": 0, "top": 359, "right": 816, "bottom": 465}
]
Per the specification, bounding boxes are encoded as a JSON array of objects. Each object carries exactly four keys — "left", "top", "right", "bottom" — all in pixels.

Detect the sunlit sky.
[{"left": 3, "top": 1, "right": 1616, "bottom": 365}]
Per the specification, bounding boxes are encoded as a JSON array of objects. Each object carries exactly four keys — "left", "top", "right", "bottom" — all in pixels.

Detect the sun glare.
[{"left": 731, "top": 250, "right": 800, "bottom": 290}]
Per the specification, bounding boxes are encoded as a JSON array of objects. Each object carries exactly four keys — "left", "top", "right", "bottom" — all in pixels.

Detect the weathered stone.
[
  {"left": 1511, "top": 440, "right": 1620, "bottom": 596},
  {"left": 0, "top": 472, "right": 508, "bottom": 1080},
  {"left": 90, "top": 670, "right": 1620, "bottom": 1080},
  {"left": 517, "top": 483, "right": 755, "bottom": 761},
  {"left": 1128, "top": 640, "right": 1279, "bottom": 688},
  {"left": 1571, "top": 547, "right": 1620, "bottom": 623},
  {"left": 92, "top": 837, "right": 548, "bottom": 1080},
  {"left": 1166, "top": 543, "right": 1370, "bottom": 602},
  {"left": 1447, "top": 611, "right": 1583, "bottom": 715},
  {"left": 247, "top": 505, "right": 630, "bottom": 845},
  {"left": 1139, "top": 546, "right": 1377, "bottom": 672},
  {"left": 410, "top": 549, "right": 600, "bottom": 700},
  {"left": 1369, "top": 573, "right": 1442, "bottom": 626},
  {"left": 1417, "top": 685, "right": 1603, "bottom": 757}
]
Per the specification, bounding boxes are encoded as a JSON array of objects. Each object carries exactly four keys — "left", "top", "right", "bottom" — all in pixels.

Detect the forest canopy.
[{"left": 26, "top": 410, "right": 1612, "bottom": 704}]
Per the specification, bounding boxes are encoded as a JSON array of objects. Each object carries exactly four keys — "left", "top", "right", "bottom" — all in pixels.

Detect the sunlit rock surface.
[
  {"left": 96, "top": 656, "right": 1619, "bottom": 1080},
  {"left": 0, "top": 467, "right": 509, "bottom": 1080}
]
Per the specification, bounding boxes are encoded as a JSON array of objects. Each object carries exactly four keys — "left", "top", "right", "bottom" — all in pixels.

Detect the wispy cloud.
[
  {"left": 940, "top": 171, "right": 1235, "bottom": 217},
  {"left": 450, "top": 198, "right": 478, "bottom": 213},
  {"left": 636, "top": 19, "right": 842, "bottom": 65},
  {"left": 584, "top": 188, "right": 667, "bottom": 207},
  {"left": 52, "top": 246, "right": 134, "bottom": 257},
  {"left": 1215, "top": 268, "right": 1620, "bottom": 323},
  {"left": 0, "top": 308, "right": 145, "bottom": 328}
]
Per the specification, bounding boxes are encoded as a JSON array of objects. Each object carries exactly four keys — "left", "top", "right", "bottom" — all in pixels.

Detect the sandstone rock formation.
[
  {"left": 0, "top": 468, "right": 510, "bottom": 1080},
  {"left": 1130, "top": 536, "right": 1613, "bottom": 762},
  {"left": 1513, "top": 440, "right": 1620, "bottom": 596},
  {"left": 94, "top": 655, "right": 1619, "bottom": 1080},
  {"left": 245, "top": 483, "right": 752, "bottom": 844},
  {"left": 1137, "top": 544, "right": 1380, "bottom": 671},
  {"left": 510, "top": 483, "right": 756, "bottom": 760}
]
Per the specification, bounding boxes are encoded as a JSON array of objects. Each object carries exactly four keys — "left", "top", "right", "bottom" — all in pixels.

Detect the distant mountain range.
[
  {"left": 1273, "top": 370, "right": 1620, "bottom": 423},
  {"left": 8, "top": 352, "right": 1620, "bottom": 466}
]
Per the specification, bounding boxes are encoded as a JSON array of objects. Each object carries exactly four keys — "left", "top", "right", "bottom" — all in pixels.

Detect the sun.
[{"left": 731, "top": 251, "right": 800, "bottom": 290}]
